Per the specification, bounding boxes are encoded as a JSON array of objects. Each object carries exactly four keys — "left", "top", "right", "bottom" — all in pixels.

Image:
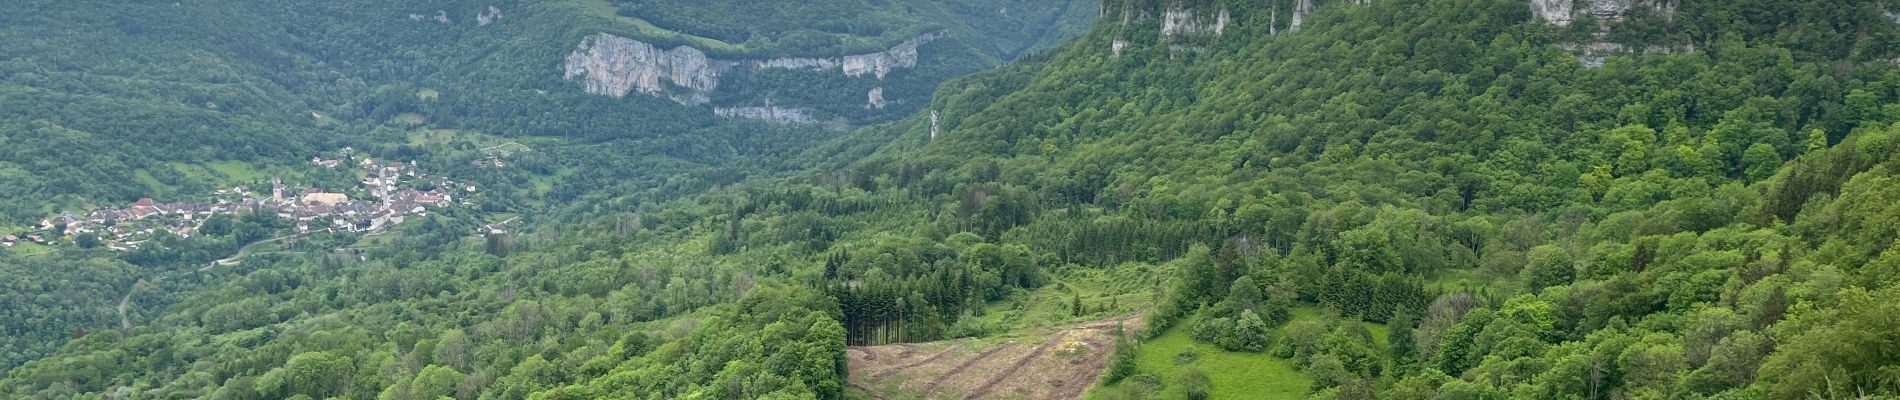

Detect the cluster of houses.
[
  {"left": 1, "top": 233, "right": 47, "bottom": 247},
  {"left": 30, "top": 154, "right": 477, "bottom": 251}
]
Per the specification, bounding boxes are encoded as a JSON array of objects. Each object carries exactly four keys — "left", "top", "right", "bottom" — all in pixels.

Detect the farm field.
[{"left": 847, "top": 314, "right": 1140, "bottom": 400}]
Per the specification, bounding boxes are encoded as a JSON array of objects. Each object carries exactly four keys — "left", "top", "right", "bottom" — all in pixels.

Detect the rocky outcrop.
[
  {"left": 1107, "top": 0, "right": 1356, "bottom": 56},
  {"left": 1531, "top": 0, "right": 1675, "bottom": 27},
  {"left": 562, "top": 33, "right": 720, "bottom": 104},
  {"left": 929, "top": 110, "right": 941, "bottom": 140},
  {"left": 1533, "top": 0, "right": 1683, "bottom": 67},
  {"left": 563, "top": 32, "right": 944, "bottom": 106},
  {"left": 1105, "top": 1, "right": 1233, "bottom": 56},
  {"left": 1289, "top": 0, "right": 1313, "bottom": 32},
  {"left": 846, "top": 33, "right": 940, "bottom": 79},
  {"left": 715, "top": 105, "right": 818, "bottom": 124},
  {"left": 409, "top": 10, "right": 450, "bottom": 23},
  {"left": 1529, "top": 0, "right": 1575, "bottom": 26},
  {"left": 754, "top": 32, "right": 945, "bottom": 79},
  {"left": 1161, "top": 7, "right": 1230, "bottom": 37},
  {"left": 477, "top": 6, "right": 502, "bottom": 26},
  {"left": 1563, "top": 41, "right": 1687, "bottom": 68},
  {"left": 758, "top": 58, "right": 840, "bottom": 70},
  {"left": 867, "top": 87, "right": 886, "bottom": 109}
]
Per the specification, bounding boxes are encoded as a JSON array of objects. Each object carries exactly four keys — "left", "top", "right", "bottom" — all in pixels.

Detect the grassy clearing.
[
  {"left": 407, "top": 128, "right": 472, "bottom": 146},
  {"left": 5, "top": 242, "right": 55, "bottom": 257},
  {"left": 394, "top": 112, "right": 426, "bottom": 125},
  {"left": 968, "top": 262, "right": 1160, "bottom": 333},
  {"left": 204, "top": 161, "right": 272, "bottom": 183},
  {"left": 406, "top": 128, "right": 539, "bottom": 153},
  {"left": 571, "top": 0, "right": 745, "bottom": 52},
  {"left": 346, "top": 230, "right": 402, "bottom": 249},
  {"left": 1091, "top": 313, "right": 1311, "bottom": 399},
  {"left": 1425, "top": 267, "right": 1495, "bottom": 294},
  {"left": 1287, "top": 307, "right": 1392, "bottom": 349},
  {"left": 149, "top": 161, "right": 291, "bottom": 194},
  {"left": 133, "top": 169, "right": 165, "bottom": 192},
  {"left": 524, "top": 168, "right": 571, "bottom": 199},
  {"left": 1084, "top": 307, "right": 1394, "bottom": 399}
]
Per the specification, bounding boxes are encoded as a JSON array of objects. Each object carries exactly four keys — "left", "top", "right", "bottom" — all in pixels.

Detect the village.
[{"left": 3, "top": 152, "right": 479, "bottom": 251}]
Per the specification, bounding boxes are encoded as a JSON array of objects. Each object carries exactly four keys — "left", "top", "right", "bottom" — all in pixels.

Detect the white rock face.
[
  {"left": 1584, "top": 0, "right": 1652, "bottom": 20},
  {"left": 1533, "top": 1, "right": 1685, "bottom": 66},
  {"left": 477, "top": 6, "right": 502, "bottom": 26},
  {"left": 1161, "top": 7, "right": 1230, "bottom": 37},
  {"left": 929, "top": 110, "right": 941, "bottom": 140},
  {"left": 715, "top": 106, "right": 818, "bottom": 124},
  {"left": 1289, "top": 0, "right": 1313, "bottom": 32},
  {"left": 1116, "top": 3, "right": 1233, "bottom": 55},
  {"left": 758, "top": 58, "right": 840, "bottom": 70},
  {"left": 844, "top": 32, "right": 944, "bottom": 79},
  {"left": 410, "top": 10, "right": 451, "bottom": 23},
  {"left": 1530, "top": 0, "right": 1575, "bottom": 27},
  {"left": 751, "top": 32, "right": 943, "bottom": 79},
  {"left": 562, "top": 33, "right": 719, "bottom": 104},
  {"left": 1532, "top": 0, "right": 1672, "bottom": 27},
  {"left": 564, "top": 31, "right": 944, "bottom": 109},
  {"left": 867, "top": 87, "right": 886, "bottom": 109}
]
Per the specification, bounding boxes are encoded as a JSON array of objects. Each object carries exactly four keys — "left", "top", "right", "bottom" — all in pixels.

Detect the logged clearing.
[{"left": 848, "top": 315, "right": 1141, "bottom": 400}]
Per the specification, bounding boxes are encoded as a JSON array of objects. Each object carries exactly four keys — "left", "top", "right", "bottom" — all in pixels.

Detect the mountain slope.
[
  {"left": 0, "top": 0, "right": 1091, "bottom": 220},
  {"left": 8, "top": 0, "right": 1900, "bottom": 399},
  {"left": 0, "top": 0, "right": 1083, "bottom": 383},
  {"left": 818, "top": 0, "right": 1900, "bottom": 398}
]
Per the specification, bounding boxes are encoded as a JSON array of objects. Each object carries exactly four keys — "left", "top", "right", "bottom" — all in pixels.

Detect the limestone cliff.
[
  {"left": 714, "top": 106, "right": 818, "bottom": 125},
  {"left": 1104, "top": 0, "right": 1235, "bottom": 56},
  {"left": 1161, "top": 7, "right": 1229, "bottom": 37},
  {"left": 562, "top": 31, "right": 944, "bottom": 118},
  {"left": 1289, "top": 0, "right": 1313, "bottom": 32},
  {"left": 477, "top": 6, "right": 502, "bottom": 26},
  {"left": 1530, "top": 0, "right": 1682, "bottom": 67},
  {"left": 867, "top": 87, "right": 886, "bottom": 109},
  {"left": 1530, "top": 0, "right": 1674, "bottom": 28},
  {"left": 561, "top": 33, "right": 721, "bottom": 104},
  {"left": 751, "top": 32, "right": 945, "bottom": 79},
  {"left": 409, "top": 10, "right": 450, "bottom": 24},
  {"left": 1104, "top": 0, "right": 1354, "bottom": 56}
]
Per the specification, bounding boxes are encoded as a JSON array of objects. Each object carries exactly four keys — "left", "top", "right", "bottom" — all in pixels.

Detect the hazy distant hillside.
[
  {"left": 0, "top": 0, "right": 1088, "bottom": 381},
  {"left": 0, "top": 0, "right": 1092, "bottom": 221}
]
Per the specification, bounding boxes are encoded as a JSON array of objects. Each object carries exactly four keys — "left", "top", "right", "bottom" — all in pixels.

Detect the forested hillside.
[
  {"left": 7, "top": 0, "right": 1900, "bottom": 399},
  {"left": 0, "top": 0, "right": 1089, "bottom": 221},
  {"left": 611, "top": 0, "right": 1095, "bottom": 58},
  {"left": 0, "top": 0, "right": 1079, "bottom": 385},
  {"left": 818, "top": 0, "right": 1900, "bottom": 397}
]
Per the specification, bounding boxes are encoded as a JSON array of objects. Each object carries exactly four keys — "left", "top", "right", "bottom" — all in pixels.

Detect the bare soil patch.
[{"left": 847, "top": 314, "right": 1141, "bottom": 400}]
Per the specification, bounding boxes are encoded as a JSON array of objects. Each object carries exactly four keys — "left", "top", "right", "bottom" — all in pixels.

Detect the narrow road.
[
  {"left": 115, "top": 233, "right": 302, "bottom": 329},
  {"left": 116, "top": 280, "right": 140, "bottom": 330},
  {"left": 203, "top": 234, "right": 300, "bottom": 270},
  {"left": 478, "top": 142, "right": 527, "bottom": 154}
]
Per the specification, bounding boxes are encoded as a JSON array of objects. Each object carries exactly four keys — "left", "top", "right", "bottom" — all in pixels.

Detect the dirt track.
[{"left": 847, "top": 314, "right": 1141, "bottom": 400}]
